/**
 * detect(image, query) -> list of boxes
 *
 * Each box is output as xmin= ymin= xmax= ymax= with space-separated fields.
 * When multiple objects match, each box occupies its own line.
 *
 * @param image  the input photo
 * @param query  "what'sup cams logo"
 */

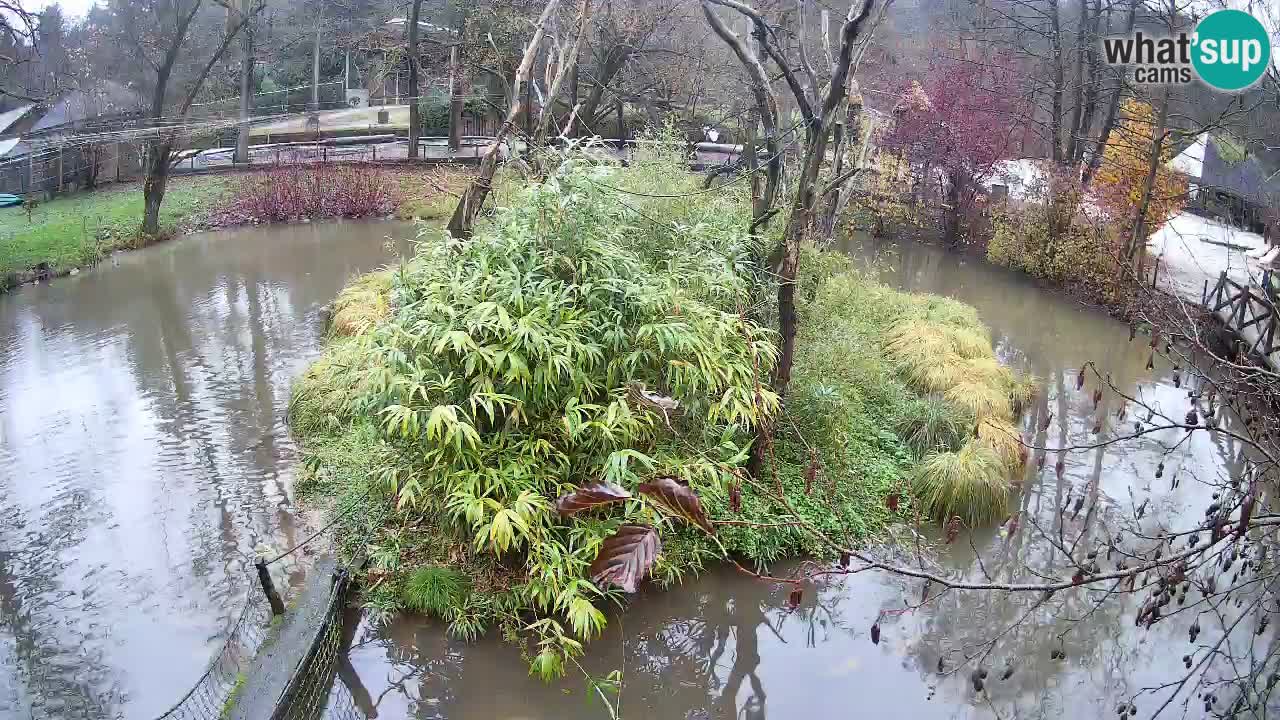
xmin=1103 ymin=9 xmax=1272 ymax=91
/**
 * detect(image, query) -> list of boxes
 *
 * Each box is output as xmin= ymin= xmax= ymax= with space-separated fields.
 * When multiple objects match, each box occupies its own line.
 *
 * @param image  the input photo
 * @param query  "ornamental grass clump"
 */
xmin=883 ymin=299 xmax=1032 ymax=526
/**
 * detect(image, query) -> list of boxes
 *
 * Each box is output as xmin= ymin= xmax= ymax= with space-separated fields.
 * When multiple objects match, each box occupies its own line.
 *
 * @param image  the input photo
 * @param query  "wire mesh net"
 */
xmin=152 ymin=589 xmax=272 ymax=720
xmin=273 ymin=572 xmax=367 ymax=720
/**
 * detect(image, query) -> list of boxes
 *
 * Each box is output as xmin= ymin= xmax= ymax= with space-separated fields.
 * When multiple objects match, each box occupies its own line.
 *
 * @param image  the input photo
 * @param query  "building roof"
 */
xmin=1198 ymin=135 xmax=1280 ymax=206
xmin=1168 ymin=134 xmax=1206 ymax=177
xmin=29 ymin=81 xmax=144 ymax=134
xmin=0 ymin=104 xmax=35 ymax=135
xmin=0 ymin=137 xmax=25 ymax=157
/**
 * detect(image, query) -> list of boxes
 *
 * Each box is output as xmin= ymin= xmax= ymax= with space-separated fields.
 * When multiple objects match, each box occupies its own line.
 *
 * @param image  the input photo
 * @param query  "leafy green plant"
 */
xmin=290 ymin=145 xmax=1027 ymax=677
xmin=343 ymin=156 xmax=777 ymax=671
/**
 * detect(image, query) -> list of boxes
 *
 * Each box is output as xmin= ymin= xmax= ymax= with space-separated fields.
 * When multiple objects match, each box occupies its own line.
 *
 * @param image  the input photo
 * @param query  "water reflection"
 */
xmin=0 ymin=220 xmax=412 ymax=718
xmin=343 ymin=236 xmax=1257 ymax=719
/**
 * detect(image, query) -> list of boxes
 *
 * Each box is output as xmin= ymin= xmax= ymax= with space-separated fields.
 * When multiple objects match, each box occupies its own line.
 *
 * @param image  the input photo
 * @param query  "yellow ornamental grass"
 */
xmin=912 ymin=443 xmax=1010 ymax=526
xmin=944 ymin=379 xmax=1012 ymax=421
xmin=330 ymin=270 xmax=393 ymax=338
xmin=976 ymin=419 xmax=1025 ymax=472
xmin=885 ymin=316 xmax=1033 ymax=526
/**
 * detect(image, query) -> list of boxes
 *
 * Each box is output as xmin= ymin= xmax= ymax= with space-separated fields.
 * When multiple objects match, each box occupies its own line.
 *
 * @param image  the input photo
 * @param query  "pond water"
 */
xmin=336 ymin=235 xmax=1262 ymax=719
xmin=0 ymin=223 xmax=1262 ymax=720
xmin=0 ymin=220 xmax=413 ymax=719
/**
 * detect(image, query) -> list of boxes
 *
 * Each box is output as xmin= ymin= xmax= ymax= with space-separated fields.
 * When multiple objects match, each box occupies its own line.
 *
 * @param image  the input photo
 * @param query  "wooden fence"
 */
xmin=1203 ymin=271 xmax=1279 ymax=366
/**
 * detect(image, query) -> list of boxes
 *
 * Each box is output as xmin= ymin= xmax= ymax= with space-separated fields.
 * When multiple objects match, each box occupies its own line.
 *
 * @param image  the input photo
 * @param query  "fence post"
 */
xmin=255 ymin=560 xmax=286 ymax=616
xmin=57 ymin=147 xmax=63 ymax=192
xmin=28 ymin=152 xmax=34 ymax=193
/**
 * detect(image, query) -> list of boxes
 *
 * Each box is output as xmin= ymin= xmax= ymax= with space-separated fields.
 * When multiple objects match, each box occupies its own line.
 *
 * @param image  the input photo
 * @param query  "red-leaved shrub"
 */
xmin=213 ymin=164 xmax=402 ymax=225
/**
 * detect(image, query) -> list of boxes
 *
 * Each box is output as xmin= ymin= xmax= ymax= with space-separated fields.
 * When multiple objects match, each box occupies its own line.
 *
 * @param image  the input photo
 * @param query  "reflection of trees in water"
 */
xmin=623 ymin=572 xmax=855 ymax=719
xmin=0 ymin=223 xmax=411 ymax=717
xmin=0 ymin=499 xmax=119 ymax=718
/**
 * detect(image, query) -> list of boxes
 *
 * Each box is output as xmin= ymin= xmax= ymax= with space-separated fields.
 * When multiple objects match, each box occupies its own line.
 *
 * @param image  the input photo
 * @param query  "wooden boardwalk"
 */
xmin=1203 ymin=271 xmax=1280 ymax=369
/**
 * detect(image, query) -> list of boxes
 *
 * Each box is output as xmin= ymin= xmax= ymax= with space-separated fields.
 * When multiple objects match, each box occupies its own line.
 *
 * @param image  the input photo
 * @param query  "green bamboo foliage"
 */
xmin=351 ymin=160 xmax=777 ymax=673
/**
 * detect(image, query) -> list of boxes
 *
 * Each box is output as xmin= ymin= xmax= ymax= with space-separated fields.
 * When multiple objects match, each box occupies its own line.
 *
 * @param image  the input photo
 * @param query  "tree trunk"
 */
xmin=943 ymin=176 xmax=962 ymax=245
xmin=142 ymin=140 xmax=172 ymax=236
xmin=1081 ymin=0 xmax=1137 ymax=187
xmin=1063 ymin=0 xmax=1086 ymax=166
xmin=407 ymin=0 xmax=422 ymax=159
xmin=1048 ymin=0 xmax=1064 ymax=164
xmin=447 ymin=0 xmax=561 ymax=239
xmin=235 ymin=0 xmax=253 ymax=164
xmin=577 ymin=48 xmax=630 ymax=133
xmin=535 ymin=0 xmax=592 ymax=145
xmin=311 ymin=6 xmax=323 ymax=111
xmin=448 ymin=40 xmax=462 ymax=151
xmin=771 ymin=0 xmax=876 ymax=396
xmin=1126 ymin=88 xmax=1170 ymax=263
xmin=568 ymin=64 xmax=579 ymax=138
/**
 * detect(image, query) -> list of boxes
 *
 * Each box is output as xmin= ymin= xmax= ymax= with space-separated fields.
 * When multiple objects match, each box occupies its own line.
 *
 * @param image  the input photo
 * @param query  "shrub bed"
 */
xmin=289 ymin=149 xmax=1028 ymax=676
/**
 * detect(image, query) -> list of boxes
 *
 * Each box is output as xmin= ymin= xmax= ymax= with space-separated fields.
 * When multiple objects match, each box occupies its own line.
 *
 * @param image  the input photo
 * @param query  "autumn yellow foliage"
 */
xmin=1092 ymin=99 xmax=1187 ymax=229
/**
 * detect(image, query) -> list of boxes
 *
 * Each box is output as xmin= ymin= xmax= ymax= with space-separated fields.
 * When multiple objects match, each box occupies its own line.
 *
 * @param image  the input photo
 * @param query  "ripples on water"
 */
xmin=335 ymin=236 xmax=1262 ymax=720
xmin=0 ymin=221 xmax=413 ymax=719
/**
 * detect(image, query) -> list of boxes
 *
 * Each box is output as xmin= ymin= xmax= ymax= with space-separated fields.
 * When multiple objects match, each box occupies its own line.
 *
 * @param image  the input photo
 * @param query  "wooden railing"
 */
xmin=1204 ymin=271 xmax=1279 ymax=359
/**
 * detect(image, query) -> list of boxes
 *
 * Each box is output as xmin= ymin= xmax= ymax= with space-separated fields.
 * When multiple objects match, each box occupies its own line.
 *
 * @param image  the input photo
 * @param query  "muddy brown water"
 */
xmin=338 ymin=236 xmax=1263 ymax=719
xmin=0 ymin=220 xmax=414 ymax=719
xmin=0 ymin=224 xmax=1263 ymax=719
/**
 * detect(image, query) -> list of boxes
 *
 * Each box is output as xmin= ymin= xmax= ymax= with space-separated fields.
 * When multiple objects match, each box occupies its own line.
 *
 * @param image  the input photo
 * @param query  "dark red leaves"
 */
xmin=787 ymin=587 xmax=803 ymax=609
xmin=1076 ymin=367 xmax=1086 ymax=390
xmin=839 ymin=551 xmax=851 ymax=568
xmin=588 ymin=524 xmax=660 ymax=593
xmin=639 ymin=476 xmax=715 ymax=535
xmin=1040 ymin=412 xmax=1053 ymax=432
xmin=556 ymin=481 xmax=632 ymax=517
xmin=1055 ymin=454 xmax=1066 ymax=480
xmin=1092 ymin=389 xmax=1103 ymax=409
xmin=805 ymin=450 xmax=819 ymax=494
xmin=887 ymin=493 xmax=901 ymax=513
xmin=870 ymin=619 xmax=882 ymax=644
xmin=1071 ymin=570 xmax=1085 ymax=586
xmin=729 ymin=482 xmax=742 ymax=513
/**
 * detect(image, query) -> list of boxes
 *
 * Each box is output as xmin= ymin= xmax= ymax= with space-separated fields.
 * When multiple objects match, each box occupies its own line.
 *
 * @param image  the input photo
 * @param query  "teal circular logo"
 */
xmin=1192 ymin=10 xmax=1271 ymax=91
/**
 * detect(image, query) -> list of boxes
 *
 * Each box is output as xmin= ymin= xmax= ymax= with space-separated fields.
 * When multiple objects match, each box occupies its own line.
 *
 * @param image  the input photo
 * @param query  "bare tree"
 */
xmin=113 ymin=0 xmax=262 ymax=235
xmin=446 ymin=0 xmax=561 ymax=239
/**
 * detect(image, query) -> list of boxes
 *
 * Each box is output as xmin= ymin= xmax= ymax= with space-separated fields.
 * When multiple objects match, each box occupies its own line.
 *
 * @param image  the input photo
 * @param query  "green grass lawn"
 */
xmin=0 ymin=175 xmax=230 ymax=286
